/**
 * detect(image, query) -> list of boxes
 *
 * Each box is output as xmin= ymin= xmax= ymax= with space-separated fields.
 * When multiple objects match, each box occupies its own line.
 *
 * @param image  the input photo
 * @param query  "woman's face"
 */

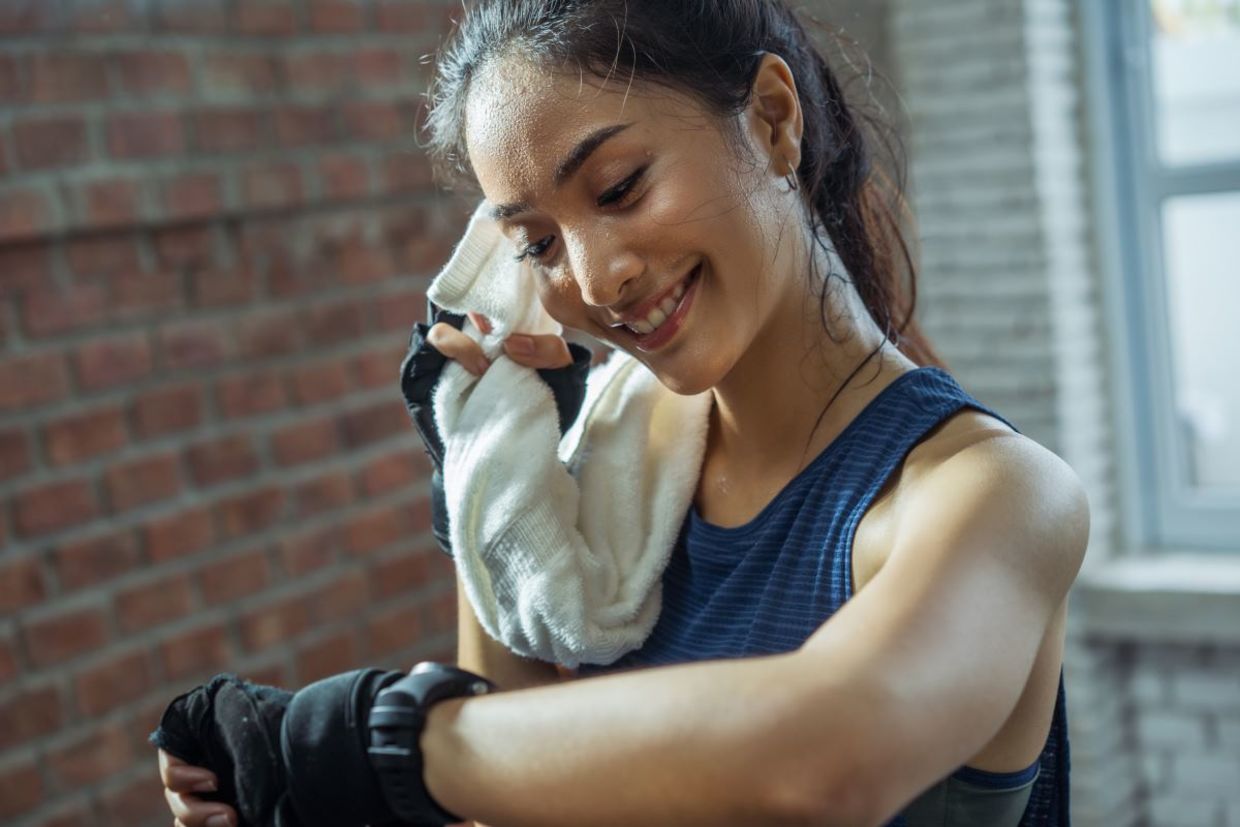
xmin=463 ymin=53 xmax=805 ymax=395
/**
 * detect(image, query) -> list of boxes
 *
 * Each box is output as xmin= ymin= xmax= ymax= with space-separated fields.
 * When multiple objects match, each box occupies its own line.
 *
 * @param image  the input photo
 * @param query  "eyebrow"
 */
xmin=489 ymin=122 xmax=634 ymax=221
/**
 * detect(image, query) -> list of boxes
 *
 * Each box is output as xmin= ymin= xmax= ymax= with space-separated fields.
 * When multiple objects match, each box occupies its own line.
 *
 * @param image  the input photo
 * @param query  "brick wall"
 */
xmin=0 ymin=3 xmax=469 ymax=826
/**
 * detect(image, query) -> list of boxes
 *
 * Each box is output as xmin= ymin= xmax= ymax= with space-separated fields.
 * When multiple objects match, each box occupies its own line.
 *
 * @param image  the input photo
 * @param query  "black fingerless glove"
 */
xmin=399 ymin=302 xmax=593 ymax=556
xmin=149 ymin=670 xmax=408 ymax=827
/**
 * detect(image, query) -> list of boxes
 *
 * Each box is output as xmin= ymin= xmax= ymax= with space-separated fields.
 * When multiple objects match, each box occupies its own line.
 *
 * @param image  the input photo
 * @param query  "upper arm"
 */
xmin=455 ymin=578 xmax=565 ymax=691
xmin=789 ymin=434 xmax=1089 ymax=824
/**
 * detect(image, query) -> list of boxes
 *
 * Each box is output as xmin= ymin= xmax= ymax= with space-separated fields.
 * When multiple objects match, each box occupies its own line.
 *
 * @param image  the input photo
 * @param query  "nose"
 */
xmin=565 ymin=230 xmax=644 ymax=308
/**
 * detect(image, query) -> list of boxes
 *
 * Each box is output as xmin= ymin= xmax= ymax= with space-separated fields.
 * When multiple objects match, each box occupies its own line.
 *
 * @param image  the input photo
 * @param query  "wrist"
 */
xmin=420 ymin=696 xmax=472 ymax=822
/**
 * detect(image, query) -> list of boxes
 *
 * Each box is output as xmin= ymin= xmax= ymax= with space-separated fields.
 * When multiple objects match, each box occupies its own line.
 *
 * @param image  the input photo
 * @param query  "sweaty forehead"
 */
xmin=463 ymin=54 xmax=644 ymax=198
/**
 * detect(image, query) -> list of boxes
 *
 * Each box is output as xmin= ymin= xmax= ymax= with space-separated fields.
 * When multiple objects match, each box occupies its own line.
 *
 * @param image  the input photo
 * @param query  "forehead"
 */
xmin=463 ymin=53 xmax=692 ymax=198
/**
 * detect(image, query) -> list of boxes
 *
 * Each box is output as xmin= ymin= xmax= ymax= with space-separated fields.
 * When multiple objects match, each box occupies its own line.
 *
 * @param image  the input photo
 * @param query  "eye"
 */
xmin=514 ymin=236 xmax=554 ymax=263
xmin=597 ymin=165 xmax=647 ymax=208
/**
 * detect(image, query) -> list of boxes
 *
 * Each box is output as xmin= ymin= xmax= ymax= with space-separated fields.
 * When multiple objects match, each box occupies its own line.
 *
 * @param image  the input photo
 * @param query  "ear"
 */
xmin=747 ymin=53 xmax=804 ymax=176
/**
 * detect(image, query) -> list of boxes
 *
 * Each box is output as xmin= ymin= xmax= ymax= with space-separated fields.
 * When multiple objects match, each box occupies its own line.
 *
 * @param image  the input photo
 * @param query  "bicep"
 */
xmin=792 ymin=435 xmax=1088 ymax=820
xmin=455 ymin=578 xmax=564 ymax=691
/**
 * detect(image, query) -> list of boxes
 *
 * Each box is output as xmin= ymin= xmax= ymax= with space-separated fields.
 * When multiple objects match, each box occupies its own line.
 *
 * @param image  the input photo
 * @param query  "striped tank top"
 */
xmin=577 ymin=366 xmax=1070 ymax=826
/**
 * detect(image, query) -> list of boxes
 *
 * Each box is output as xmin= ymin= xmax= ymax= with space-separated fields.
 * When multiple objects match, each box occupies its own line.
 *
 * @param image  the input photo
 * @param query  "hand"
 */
xmin=427 ymin=311 xmax=575 ymax=375
xmin=158 ymin=749 xmax=237 ymax=827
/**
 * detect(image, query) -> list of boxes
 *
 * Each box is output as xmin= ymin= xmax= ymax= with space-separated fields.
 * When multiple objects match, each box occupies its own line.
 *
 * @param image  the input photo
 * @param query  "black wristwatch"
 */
xmin=367 ymin=662 xmax=498 ymax=825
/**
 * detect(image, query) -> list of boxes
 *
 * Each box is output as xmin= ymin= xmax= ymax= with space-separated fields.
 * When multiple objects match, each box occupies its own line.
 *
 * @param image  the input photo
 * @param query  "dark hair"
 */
xmin=422 ymin=0 xmax=944 ymax=396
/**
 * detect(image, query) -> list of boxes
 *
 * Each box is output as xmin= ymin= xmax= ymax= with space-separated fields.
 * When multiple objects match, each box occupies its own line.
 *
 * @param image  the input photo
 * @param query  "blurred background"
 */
xmin=0 ymin=1 xmax=1236 ymax=825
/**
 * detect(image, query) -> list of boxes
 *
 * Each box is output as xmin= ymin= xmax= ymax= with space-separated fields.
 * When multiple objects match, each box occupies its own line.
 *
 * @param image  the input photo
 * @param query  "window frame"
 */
xmin=1081 ymin=0 xmax=1240 ymax=550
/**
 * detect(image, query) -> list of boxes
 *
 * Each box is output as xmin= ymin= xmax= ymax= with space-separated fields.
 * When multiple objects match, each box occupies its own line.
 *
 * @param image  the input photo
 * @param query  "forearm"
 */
xmin=421 ymin=651 xmax=821 ymax=827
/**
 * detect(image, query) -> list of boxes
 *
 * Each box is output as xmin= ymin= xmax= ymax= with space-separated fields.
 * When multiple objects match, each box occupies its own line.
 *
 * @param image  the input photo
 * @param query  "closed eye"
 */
xmin=513 ymin=165 xmax=650 ymax=264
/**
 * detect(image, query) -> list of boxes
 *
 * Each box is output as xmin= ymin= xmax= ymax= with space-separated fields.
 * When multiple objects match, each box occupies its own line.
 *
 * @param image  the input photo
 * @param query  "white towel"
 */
xmin=427 ymin=202 xmax=713 ymax=668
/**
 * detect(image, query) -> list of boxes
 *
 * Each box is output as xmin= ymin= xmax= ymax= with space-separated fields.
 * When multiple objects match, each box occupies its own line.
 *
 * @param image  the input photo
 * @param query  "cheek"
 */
xmin=535 ymin=276 xmax=588 ymax=329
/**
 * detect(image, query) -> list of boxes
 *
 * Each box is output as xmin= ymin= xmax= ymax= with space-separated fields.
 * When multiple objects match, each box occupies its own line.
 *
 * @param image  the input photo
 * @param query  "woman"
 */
xmin=158 ymin=1 xmax=1088 ymax=825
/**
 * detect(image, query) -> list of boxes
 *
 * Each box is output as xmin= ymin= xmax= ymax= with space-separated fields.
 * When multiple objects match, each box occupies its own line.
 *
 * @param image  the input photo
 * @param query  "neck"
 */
xmin=707 ymin=236 xmax=915 ymax=475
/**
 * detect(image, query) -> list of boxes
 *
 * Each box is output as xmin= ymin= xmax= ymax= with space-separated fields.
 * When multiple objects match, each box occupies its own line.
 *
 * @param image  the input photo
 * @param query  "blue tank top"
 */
xmin=577 ymin=366 xmax=1070 ymax=826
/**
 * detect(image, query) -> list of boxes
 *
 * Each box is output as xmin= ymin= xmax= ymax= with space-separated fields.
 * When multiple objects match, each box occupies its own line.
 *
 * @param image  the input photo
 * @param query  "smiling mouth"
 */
xmin=609 ymin=264 xmax=701 ymax=337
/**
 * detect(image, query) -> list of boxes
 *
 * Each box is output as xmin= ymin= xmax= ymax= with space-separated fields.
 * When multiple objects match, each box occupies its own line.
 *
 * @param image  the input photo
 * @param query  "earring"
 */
xmin=784 ymin=171 xmax=799 ymax=192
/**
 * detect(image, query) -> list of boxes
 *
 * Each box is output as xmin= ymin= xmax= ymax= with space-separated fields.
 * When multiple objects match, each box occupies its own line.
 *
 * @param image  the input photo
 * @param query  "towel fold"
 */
xmin=426 ymin=202 xmax=713 ymax=667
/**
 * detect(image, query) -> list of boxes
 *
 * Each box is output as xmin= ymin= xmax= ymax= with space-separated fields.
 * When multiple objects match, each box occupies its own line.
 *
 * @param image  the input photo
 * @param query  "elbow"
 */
xmin=763 ymin=751 xmax=883 ymax=827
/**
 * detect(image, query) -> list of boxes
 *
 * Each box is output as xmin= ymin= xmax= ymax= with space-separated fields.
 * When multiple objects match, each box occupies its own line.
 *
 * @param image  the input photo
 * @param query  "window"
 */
xmin=1084 ymin=0 xmax=1240 ymax=549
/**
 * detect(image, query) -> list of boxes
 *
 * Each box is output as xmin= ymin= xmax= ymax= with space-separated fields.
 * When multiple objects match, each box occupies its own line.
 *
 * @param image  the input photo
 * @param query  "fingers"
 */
xmin=164 ymin=787 xmax=236 ymax=827
xmin=502 ymin=334 xmax=574 ymax=369
xmin=427 ymin=322 xmax=490 ymax=376
xmin=159 ymin=750 xmax=217 ymax=794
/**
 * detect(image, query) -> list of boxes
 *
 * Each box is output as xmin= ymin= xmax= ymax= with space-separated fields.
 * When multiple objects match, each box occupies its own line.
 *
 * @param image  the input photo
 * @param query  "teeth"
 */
xmin=625 ymin=268 xmax=696 ymax=337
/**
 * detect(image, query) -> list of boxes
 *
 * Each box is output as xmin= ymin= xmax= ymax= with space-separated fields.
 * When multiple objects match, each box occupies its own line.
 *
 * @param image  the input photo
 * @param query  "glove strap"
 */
xmin=367 ymin=662 xmax=498 ymax=825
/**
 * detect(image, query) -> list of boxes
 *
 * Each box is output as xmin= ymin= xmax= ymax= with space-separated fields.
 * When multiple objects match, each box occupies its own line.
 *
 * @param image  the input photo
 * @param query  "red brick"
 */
xmin=307 ymin=0 xmax=365 ymax=32
xmin=104 ymin=452 xmax=182 ymax=512
xmin=13 ymin=478 xmax=99 ymax=538
xmin=285 ymin=52 xmax=352 ymax=94
xmin=130 ymin=383 xmax=203 ymax=438
xmin=23 ymin=604 xmax=110 ymax=667
xmin=235 ymin=0 xmax=298 ymax=35
xmin=0 ymin=2 xmax=55 ymax=35
xmin=318 ymin=153 xmax=371 ymax=200
xmin=0 ymin=555 xmax=46 ymax=612
xmin=158 ymin=318 xmax=230 ymax=370
xmin=13 ymin=115 xmax=89 ymax=170
xmin=358 ymin=450 xmax=421 ymax=497
xmin=370 ymin=547 xmax=434 ymax=600
xmin=275 ymin=105 xmax=336 ymax=148
xmin=340 ymin=400 xmax=407 ymax=448
xmin=107 ymin=111 xmax=186 ymax=159
xmin=342 ymin=100 xmax=407 ymax=141
xmin=300 ymin=298 xmax=365 ymax=345
xmin=198 ymin=547 xmax=271 ymax=605
xmin=271 ymin=417 xmax=339 ymax=466
xmin=51 ymin=529 xmax=141 ymax=591
xmin=0 ymin=429 xmax=31 ymax=481
xmin=289 ymin=360 xmax=351 ymax=406
xmin=159 ymin=621 xmax=231 ymax=681
xmin=216 ymin=371 xmax=287 ymax=418
xmin=201 ymin=51 xmax=280 ymax=94
xmin=113 ymin=50 xmax=192 ymax=95
xmin=190 ymin=264 xmax=256 ymax=307
xmin=0 ymin=351 xmax=70 ymax=412
xmin=423 ymin=587 xmax=456 ymax=635
xmin=242 ymin=163 xmax=303 ymax=211
xmin=74 ymin=176 xmax=145 ymax=229
xmin=294 ymin=470 xmax=355 ymax=516
xmin=278 ymin=526 xmax=339 ymax=576
xmin=96 ymin=771 xmax=166 ymax=827
xmin=75 ymin=660 xmax=150 ymax=725
xmin=235 ymin=309 xmax=302 ymax=360
xmin=353 ymin=342 xmax=408 ymax=390
xmin=153 ymin=0 xmax=229 ymax=33
xmin=65 ymin=234 xmax=141 ymax=277
xmin=0 ymin=684 xmax=63 ymax=750
xmin=46 ymin=721 xmax=133 ymax=786
xmin=216 ymin=487 xmax=285 ymax=540
xmin=68 ymin=0 xmax=138 ymax=32
xmin=0 ymin=242 xmax=52 ymax=297
xmin=0 ymin=757 xmax=43 ymax=820
xmin=193 ymin=107 xmax=269 ymax=153
xmin=335 ymin=238 xmax=395 ymax=284
xmin=143 ymin=506 xmax=215 ymax=562
xmin=239 ymin=593 xmax=312 ymax=651
xmin=310 ymin=567 xmax=369 ymax=622
xmin=21 ymin=282 xmax=109 ymax=337
xmin=27 ymin=54 xmax=108 ymax=102
xmin=163 ymin=171 xmax=225 ymax=221
xmin=109 ymin=270 xmax=183 ymax=321
xmin=372 ymin=288 xmax=424 ymax=332
xmin=73 ymin=332 xmax=153 ymax=391
xmin=0 ymin=54 xmax=17 ymax=100
xmin=0 ymin=634 xmax=17 ymax=682
xmin=381 ymin=151 xmax=434 ymax=194
xmin=354 ymin=48 xmax=404 ymax=85
xmin=364 ymin=603 xmax=423 ymax=660
xmin=115 ymin=573 xmax=194 ymax=631
xmin=153 ymin=225 xmax=214 ymax=267
xmin=295 ymin=629 xmax=360 ymax=685
xmin=0 ymin=185 xmax=55 ymax=242
xmin=373 ymin=0 xmax=435 ymax=31
xmin=43 ymin=405 xmax=126 ymax=466
xmin=344 ymin=503 xmax=414 ymax=556
xmin=185 ymin=434 xmax=259 ymax=486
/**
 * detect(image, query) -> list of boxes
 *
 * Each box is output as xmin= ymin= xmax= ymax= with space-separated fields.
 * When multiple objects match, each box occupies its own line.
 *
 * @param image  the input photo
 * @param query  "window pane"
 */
xmin=1162 ymin=192 xmax=1240 ymax=489
xmin=1149 ymin=0 xmax=1240 ymax=166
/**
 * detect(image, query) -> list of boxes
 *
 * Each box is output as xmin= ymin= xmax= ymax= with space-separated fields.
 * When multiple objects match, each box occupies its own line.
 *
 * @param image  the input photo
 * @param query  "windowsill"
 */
xmin=1072 ymin=552 xmax=1240 ymax=645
